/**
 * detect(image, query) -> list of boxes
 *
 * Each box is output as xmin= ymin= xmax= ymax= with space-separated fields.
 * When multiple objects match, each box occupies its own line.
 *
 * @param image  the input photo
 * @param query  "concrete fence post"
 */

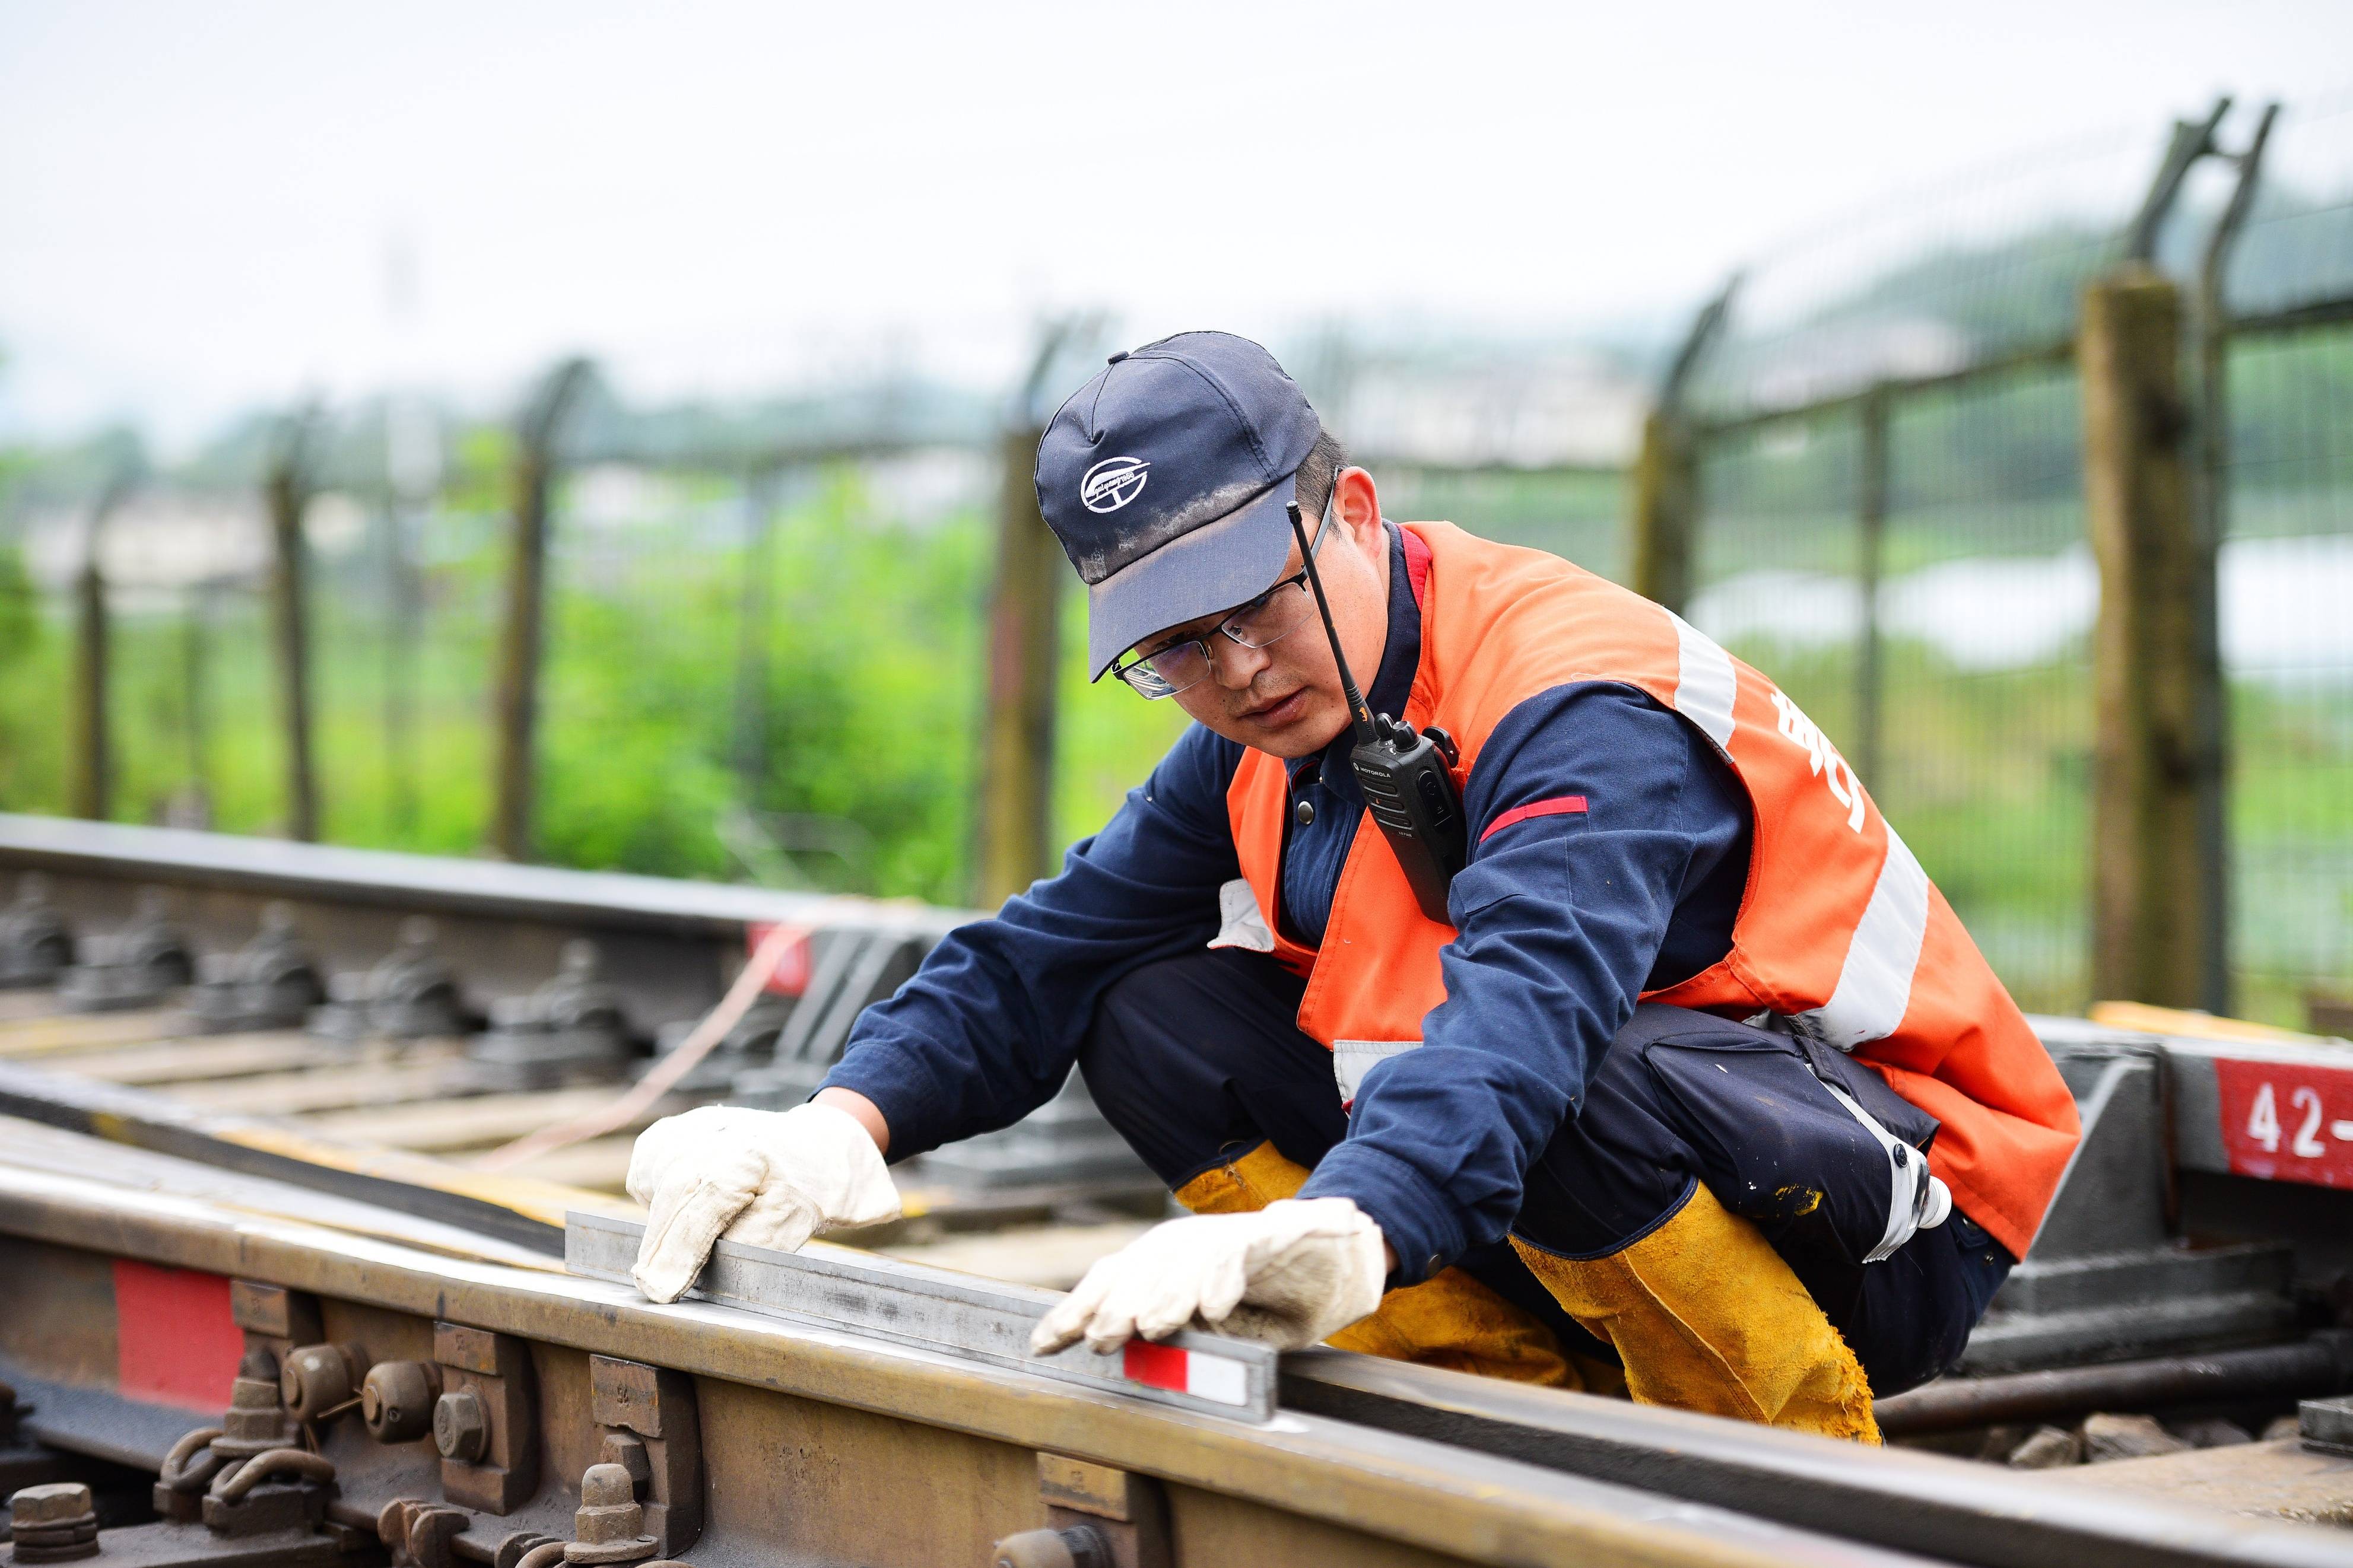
xmin=490 ymin=358 xmax=591 ymax=863
xmin=67 ymin=473 xmax=134 ymax=822
xmin=2082 ymin=265 xmax=2219 ymax=1006
xmin=1629 ymin=274 xmax=1737 ymax=616
xmin=265 ymin=411 xmax=319 ymax=842
xmin=974 ymin=423 xmax=1060 ymax=907
xmin=1629 ymin=410 xmax=1698 ymax=615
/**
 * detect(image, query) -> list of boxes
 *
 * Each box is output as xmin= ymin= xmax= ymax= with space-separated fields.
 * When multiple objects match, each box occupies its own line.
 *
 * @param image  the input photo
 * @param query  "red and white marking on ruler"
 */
xmin=2214 ymin=1055 xmax=2353 ymax=1189
xmin=1120 ymin=1340 xmax=1251 ymax=1407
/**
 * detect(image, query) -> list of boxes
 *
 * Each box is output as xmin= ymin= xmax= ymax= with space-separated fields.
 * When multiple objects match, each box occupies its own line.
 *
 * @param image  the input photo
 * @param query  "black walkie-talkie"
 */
xmin=1287 ymin=503 xmax=1468 ymax=924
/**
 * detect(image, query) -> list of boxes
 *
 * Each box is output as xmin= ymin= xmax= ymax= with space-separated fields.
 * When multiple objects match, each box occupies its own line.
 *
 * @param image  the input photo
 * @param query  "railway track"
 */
xmin=1 ymin=813 xmax=2351 ymax=1564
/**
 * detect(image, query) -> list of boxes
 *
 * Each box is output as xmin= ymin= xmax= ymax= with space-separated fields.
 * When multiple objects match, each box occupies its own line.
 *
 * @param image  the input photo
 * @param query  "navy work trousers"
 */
xmin=1075 ymin=947 xmax=2012 ymax=1398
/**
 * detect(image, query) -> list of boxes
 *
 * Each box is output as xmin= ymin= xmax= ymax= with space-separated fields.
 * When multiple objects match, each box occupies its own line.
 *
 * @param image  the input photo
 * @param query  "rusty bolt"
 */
xmin=432 ymin=1388 xmax=488 ymax=1464
xmin=12 ymin=1484 xmax=94 ymax=1528
xmin=361 ymin=1361 xmax=440 ymax=1445
xmin=572 ymin=1465 xmax=641 ymax=1543
xmin=217 ymin=1367 xmax=293 ymax=1456
xmin=562 ymin=1464 xmax=655 ymax=1564
xmin=280 ymin=1344 xmax=356 ymax=1424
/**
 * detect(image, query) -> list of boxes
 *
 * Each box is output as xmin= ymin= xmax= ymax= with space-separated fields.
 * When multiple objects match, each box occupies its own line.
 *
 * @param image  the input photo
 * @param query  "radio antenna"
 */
xmin=1287 ymin=502 xmax=1378 ymax=744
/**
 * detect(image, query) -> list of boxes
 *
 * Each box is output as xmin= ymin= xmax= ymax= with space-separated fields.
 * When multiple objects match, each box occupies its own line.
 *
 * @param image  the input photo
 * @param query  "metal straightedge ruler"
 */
xmin=564 ymin=1211 xmax=1278 ymax=1421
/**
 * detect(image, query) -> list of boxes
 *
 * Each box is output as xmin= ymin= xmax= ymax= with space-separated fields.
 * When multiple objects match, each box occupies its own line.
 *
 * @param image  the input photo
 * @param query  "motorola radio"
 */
xmin=1287 ymin=503 xmax=1468 ymax=923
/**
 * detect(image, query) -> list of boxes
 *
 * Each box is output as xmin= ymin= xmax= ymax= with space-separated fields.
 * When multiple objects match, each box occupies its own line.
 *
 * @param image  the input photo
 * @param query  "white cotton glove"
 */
xmin=626 ymin=1101 xmax=900 ymax=1303
xmin=1821 ymin=1082 xmax=1952 ymax=1263
xmin=1029 ymin=1197 xmax=1386 ymax=1356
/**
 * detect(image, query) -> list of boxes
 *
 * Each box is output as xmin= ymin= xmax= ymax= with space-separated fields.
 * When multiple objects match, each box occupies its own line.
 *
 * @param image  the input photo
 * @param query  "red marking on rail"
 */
xmin=745 ymin=923 xmax=812 ymax=996
xmin=2215 ymin=1057 xmax=2353 ymax=1189
xmin=1122 ymin=1340 xmax=1189 ymax=1392
xmin=1479 ymin=796 xmax=1589 ymax=843
xmin=113 ymin=1260 xmax=242 ymax=1411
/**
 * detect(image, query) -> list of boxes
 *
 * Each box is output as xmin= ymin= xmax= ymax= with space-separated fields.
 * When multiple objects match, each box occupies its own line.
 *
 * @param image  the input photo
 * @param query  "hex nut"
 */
xmin=362 ymin=1361 xmax=442 ymax=1444
xmin=563 ymin=1464 xmax=656 ymax=1563
xmin=571 ymin=1464 xmax=643 ymax=1542
xmin=433 ymin=1387 xmax=490 ymax=1464
xmin=11 ymin=1484 xmax=94 ymax=1527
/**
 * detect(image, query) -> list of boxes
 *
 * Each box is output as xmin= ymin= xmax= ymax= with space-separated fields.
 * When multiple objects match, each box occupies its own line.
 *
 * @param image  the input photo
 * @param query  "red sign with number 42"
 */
xmin=2214 ymin=1057 xmax=2353 ymax=1188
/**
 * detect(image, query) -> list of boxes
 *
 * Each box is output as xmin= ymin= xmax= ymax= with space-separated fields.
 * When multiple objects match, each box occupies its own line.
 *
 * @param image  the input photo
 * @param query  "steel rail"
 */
xmin=1278 ymin=1350 xmax=2347 ymax=1568
xmin=0 ymin=1121 xmax=1927 ymax=1568
xmin=567 ymin=1214 xmax=2350 ymax=1568
xmin=0 ymin=814 xmax=963 ymax=942
xmin=0 ymin=1057 xmax=603 ymax=1248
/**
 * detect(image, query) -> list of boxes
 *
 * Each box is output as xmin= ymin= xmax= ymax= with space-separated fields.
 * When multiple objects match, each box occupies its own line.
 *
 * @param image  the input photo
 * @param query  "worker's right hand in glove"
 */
xmin=626 ymin=1100 xmax=900 ymax=1303
xmin=1029 ymin=1197 xmax=1386 ymax=1356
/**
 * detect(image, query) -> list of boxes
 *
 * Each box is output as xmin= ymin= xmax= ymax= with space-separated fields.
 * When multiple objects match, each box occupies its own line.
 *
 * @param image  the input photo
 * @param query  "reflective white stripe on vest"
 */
xmin=1332 ymin=1038 xmax=1422 ymax=1105
xmin=1667 ymin=612 xmax=1739 ymax=752
xmin=1802 ymin=825 xmax=1932 ymax=1050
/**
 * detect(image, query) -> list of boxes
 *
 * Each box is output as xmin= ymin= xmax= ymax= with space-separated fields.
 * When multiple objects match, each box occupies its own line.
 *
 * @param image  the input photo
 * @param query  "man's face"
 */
xmin=1136 ymin=468 xmax=1392 ymax=761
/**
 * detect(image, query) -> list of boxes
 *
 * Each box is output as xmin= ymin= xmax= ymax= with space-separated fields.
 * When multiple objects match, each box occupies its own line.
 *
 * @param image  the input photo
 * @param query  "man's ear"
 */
xmin=1336 ymin=466 xmax=1382 ymax=548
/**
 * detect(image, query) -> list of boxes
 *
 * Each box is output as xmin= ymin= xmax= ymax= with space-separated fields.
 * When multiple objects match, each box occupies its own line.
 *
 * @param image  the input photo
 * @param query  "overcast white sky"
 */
xmin=3 ymin=1 xmax=2349 ymax=449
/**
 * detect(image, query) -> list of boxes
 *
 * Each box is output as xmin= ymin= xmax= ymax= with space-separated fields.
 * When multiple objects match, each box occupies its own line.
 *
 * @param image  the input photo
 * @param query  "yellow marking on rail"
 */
xmin=215 ymin=1118 xmax=640 ymax=1231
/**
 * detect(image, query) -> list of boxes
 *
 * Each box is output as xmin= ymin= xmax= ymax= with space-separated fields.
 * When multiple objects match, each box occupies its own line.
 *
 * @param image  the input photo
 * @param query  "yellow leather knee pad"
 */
xmin=1174 ymin=1142 xmax=1577 ymax=1389
xmin=1509 ymin=1182 xmax=1879 ymax=1442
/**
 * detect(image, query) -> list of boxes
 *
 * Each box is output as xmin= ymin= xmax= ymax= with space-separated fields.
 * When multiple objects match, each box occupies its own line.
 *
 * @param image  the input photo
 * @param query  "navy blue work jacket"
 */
xmin=824 ymin=525 xmax=1753 ymax=1284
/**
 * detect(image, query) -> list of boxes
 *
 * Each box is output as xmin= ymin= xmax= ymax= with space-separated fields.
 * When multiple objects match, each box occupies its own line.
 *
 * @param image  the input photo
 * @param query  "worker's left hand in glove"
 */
xmin=1029 ymin=1197 xmax=1387 ymax=1356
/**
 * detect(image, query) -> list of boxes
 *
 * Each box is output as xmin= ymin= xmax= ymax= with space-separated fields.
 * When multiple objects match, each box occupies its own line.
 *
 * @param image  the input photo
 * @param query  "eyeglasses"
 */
xmin=1109 ymin=503 xmax=1334 ymax=699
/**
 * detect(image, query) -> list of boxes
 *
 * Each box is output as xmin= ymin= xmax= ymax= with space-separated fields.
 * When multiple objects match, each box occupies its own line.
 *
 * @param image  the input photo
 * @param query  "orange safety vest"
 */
xmin=1224 ymin=521 xmax=2080 ymax=1261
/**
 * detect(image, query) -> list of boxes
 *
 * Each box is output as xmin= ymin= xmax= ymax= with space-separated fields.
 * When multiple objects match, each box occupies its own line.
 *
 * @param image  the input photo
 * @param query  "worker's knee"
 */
xmin=1077 ymin=953 xmax=1254 ymax=1137
xmin=1076 ymin=949 xmax=1342 ymax=1188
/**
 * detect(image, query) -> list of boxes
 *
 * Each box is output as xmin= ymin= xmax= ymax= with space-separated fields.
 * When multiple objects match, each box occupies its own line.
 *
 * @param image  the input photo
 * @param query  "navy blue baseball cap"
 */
xmin=1034 ymin=331 xmax=1322 ymax=679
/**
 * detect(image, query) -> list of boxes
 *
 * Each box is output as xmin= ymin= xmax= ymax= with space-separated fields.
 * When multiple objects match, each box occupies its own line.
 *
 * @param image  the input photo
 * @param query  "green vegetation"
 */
xmin=0 ymin=465 xmax=1187 ymax=909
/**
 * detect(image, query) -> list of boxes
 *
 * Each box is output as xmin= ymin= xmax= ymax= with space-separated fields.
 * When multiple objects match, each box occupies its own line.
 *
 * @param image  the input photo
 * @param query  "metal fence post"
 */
xmin=2082 ymin=265 xmax=2212 ymax=1006
xmin=2185 ymin=103 xmax=2279 ymax=1016
xmin=1630 ymin=276 xmax=1738 ymax=614
xmin=974 ymin=419 xmax=1060 ymax=907
xmin=265 ymin=408 xmax=320 ymax=842
xmin=490 ymin=358 xmax=591 ymax=862
xmin=1855 ymin=384 xmax=1890 ymax=788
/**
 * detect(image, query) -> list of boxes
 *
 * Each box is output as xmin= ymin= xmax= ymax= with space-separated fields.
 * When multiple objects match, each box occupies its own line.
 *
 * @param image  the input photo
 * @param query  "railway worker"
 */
xmin=627 ymin=332 xmax=2082 ymax=1440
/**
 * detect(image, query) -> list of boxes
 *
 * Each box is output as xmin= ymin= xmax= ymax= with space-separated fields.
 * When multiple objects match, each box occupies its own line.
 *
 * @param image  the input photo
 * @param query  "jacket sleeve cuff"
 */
xmin=816 ymin=1039 xmax=951 ymax=1163
xmin=1297 ymin=1140 xmax=1468 ymax=1288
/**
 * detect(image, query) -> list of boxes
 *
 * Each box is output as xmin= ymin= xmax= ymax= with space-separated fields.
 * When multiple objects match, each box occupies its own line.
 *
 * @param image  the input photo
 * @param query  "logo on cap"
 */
xmin=1080 ymin=455 xmax=1150 ymax=514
